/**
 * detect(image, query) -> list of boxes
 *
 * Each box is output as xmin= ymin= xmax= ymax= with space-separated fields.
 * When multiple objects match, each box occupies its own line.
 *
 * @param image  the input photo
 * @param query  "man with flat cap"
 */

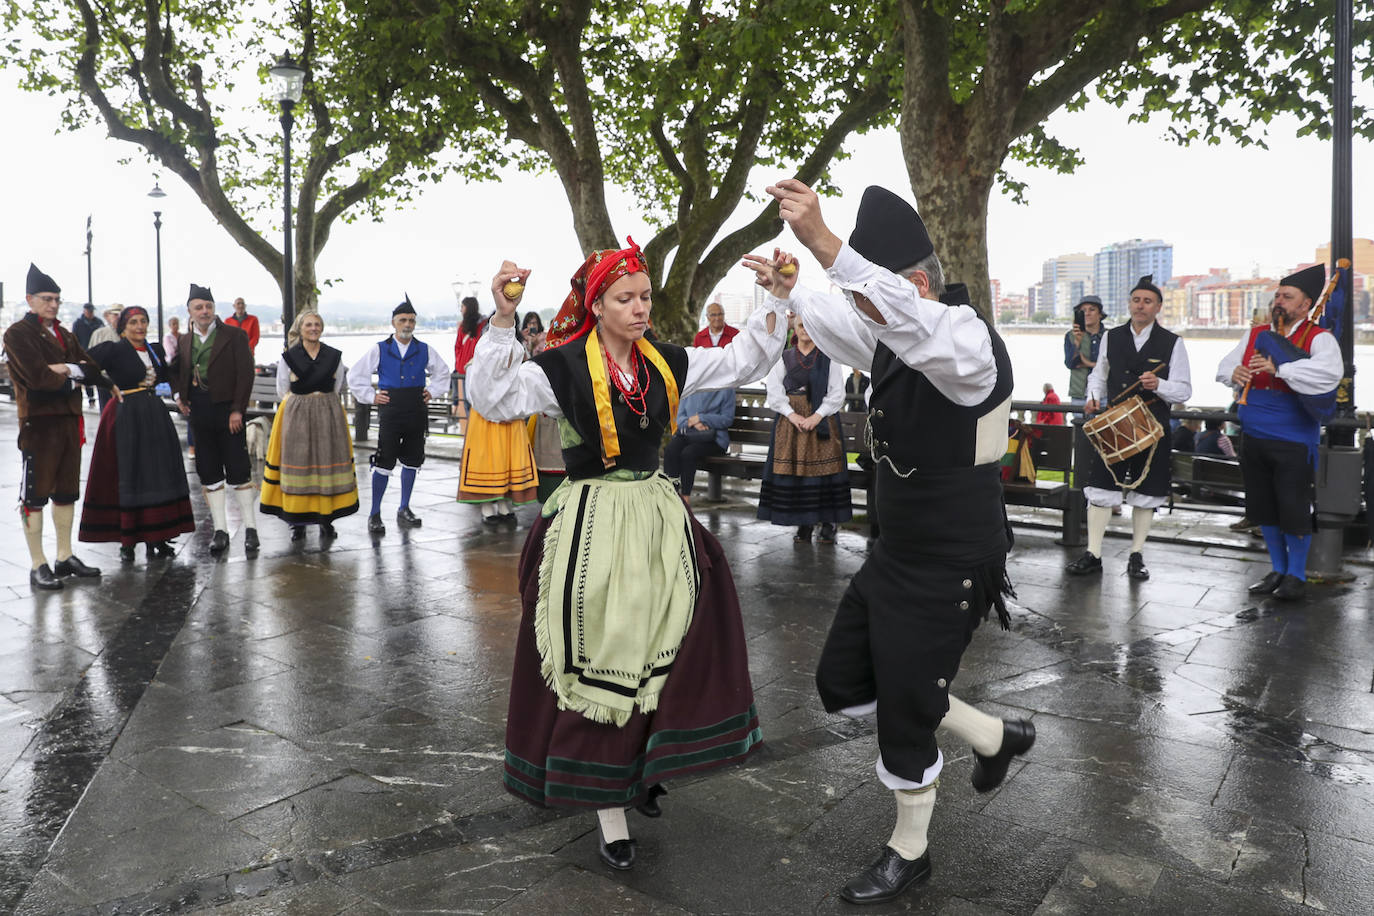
xmin=4 ymin=265 xmax=111 ymax=589
xmin=170 ymin=284 xmax=259 ymax=554
xmin=1064 ymin=294 xmax=1105 ymax=405
xmin=1067 ymin=275 xmax=1191 ymax=581
xmin=746 ymin=182 xmax=1034 ymax=904
xmin=1217 ymin=264 xmax=1341 ymax=600
xmin=348 ymin=296 xmax=451 ymax=535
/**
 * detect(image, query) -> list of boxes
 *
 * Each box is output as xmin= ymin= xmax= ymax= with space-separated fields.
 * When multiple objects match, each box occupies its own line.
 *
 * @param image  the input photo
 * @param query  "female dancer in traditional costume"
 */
xmin=79 ymin=306 xmax=195 ymax=561
xmin=259 ymin=310 xmax=359 ymax=539
xmin=468 ymin=240 xmax=785 ymax=870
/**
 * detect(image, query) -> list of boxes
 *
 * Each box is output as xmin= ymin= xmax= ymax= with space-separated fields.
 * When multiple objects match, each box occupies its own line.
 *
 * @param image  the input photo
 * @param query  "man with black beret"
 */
xmin=1068 ymin=275 xmax=1191 ymax=581
xmin=1216 ymin=264 xmax=1341 ymax=600
xmin=747 ymin=182 xmax=1034 ymax=904
xmin=170 ymin=284 xmax=259 ymax=555
xmin=3 ymin=265 xmax=112 ymax=590
xmin=347 ymin=297 xmax=451 ymax=535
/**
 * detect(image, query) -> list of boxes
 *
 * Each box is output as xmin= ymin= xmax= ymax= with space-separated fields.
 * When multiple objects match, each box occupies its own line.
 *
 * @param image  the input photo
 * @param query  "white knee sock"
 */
xmin=1131 ymin=507 xmax=1153 ymax=552
xmin=1086 ymin=503 xmax=1112 ymax=557
xmin=23 ymin=510 xmax=46 ymax=570
xmin=234 ymin=485 xmax=259 ymax=530
xmin=205 ymin=485 xmax=228 ymax=531
xmin=596 ymin=807 xmax=629 ymax=843
xmin=888 ymin=784 xmax=936 ymax=861
xmin=480 ymin=502 xmax=497 ymax=518
xmin=499 ymin=497 xmax=514 ymax=515
xmin=938 ymin=695 xmax=1004 ymax=756
xmin=52 ymin=502 xmax=75 ymax=562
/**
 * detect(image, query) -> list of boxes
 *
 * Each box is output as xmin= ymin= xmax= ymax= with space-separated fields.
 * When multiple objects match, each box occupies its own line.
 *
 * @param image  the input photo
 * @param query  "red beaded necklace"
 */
xmin=605 ymin=345 xmax=651 ymax=427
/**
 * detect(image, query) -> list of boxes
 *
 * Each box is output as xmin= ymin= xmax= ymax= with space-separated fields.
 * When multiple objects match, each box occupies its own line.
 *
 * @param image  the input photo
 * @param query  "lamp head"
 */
xmin=269 ymin=54 xmax=306 ymax=104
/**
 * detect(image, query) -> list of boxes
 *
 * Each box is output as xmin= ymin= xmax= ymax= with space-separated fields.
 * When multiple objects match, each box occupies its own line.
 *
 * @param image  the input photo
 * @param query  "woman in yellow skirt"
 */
xmin=457 ymin=406 xmax=539 ymax=525
xmin=260 ymin=310 xmax=360 ymax=539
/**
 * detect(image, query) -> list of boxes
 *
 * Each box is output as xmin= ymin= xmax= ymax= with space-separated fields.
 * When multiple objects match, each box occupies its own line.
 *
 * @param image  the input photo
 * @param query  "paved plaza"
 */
xmin=0 ymin=403 xmax=1370 ymax=914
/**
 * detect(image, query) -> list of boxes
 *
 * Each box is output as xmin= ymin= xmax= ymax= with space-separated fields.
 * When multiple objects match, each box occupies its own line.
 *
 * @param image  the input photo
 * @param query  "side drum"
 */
xmin=1082 ymin=395 xmax=1163 ymax=465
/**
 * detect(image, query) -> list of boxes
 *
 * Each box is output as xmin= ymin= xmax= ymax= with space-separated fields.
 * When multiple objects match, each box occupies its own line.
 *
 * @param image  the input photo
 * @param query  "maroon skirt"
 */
xmin=79 ymin=393 xmax=196 ymax=547
xmin=503 ymin=508 xmax=761 ymax=809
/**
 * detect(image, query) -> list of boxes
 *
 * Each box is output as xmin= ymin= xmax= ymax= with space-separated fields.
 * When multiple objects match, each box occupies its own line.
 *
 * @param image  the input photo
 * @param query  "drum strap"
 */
xmin=1100 ymin=439 xmax=1159 ymax=491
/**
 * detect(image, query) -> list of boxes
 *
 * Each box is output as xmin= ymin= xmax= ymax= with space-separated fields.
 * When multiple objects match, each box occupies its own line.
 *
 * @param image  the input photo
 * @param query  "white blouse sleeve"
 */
xmin=347 ymin=345 xmax=380 ymax=405
xmin=681 ymin=296 xmax=788 ymax=396
xmin=817 ymin=359 xmax=846 ymax=417
xmin=275 ymin=356 xmax=291 ymax=399
xmin=786 ymin=285 xmax=881 ymax=373
xmin=335 ymin=361 xmax=350 ymax=395
xmin=467 ymin=324 xmax=561 ymax=421
xmin=1216 ymin=335 xmax=1248 ymax=389
xmin=763 ymin=361 xmax=792 ymax=417
xmin=425 ymin=346 xmax=452 ymax=401
xmin=1154 ymin=338 xmax=1192 ymax=405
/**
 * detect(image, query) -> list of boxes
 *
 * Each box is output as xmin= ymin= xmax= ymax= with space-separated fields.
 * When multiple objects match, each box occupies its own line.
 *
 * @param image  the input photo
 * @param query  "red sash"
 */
xmin=1240 ymin=320 xmax=1326 ymax=394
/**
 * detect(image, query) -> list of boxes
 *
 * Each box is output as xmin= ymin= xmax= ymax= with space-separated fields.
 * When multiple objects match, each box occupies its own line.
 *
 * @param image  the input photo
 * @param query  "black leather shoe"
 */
xmin=210 ymin=530 xmax=230 ymax=554
xmin=396 ymin=507 xmax=422 ymax=528
xmin=498 ymin=511 xmax=517 ymax=526
xmin=320 ymin=522 xmax=337 ymax=540
xmin=839 ymin=847 xmax=931 ymax=904
xmin=1247 ymin=570 xmax=1284 ymax=595
xmin=794 ymin=525 xmax=813 ymax=542
xmin=244 ymin=528 xmax=260 ymax=552
xmin=635 ymin=784 xmax=667 ymax=818
xmin=819 ymin=523 xmax=836 ymax=544
xmin=30 ymin=564 xmax=63 ymax=591
xmin=368 ymin=514 xmax=386 ymax=536
xmin=1273 ymin=574 xmax=1306 ymax=601
xmin=54 ymin=556 xmax=101 ymax=578
xmin=597 ymin=834 xmax=636 ymax=870
xmin=290 ymin=525 xmax=307 ymax=541
xmin=151 ymin=540 xmax=177 ymax=558
xmin=482 ymin=514 xmax=502 ymax=527
xmin=1065 ymin=551 xmax=1102 ymax=575
xmin=1127 ymin=551 xmax=1149 ymax=580
xmin=971 ymin=718 xmax=1036 ymax=792
xmin=121 ymin=546 xmax=136 ymax=564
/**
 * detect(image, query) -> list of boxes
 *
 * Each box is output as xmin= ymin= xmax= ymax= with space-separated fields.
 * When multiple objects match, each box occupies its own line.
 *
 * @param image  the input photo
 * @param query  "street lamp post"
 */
xmin=84 ymin=215 xmax=93 ymax=309
xmin=269 ymin=54 xmax=306 ymax=341
xmin=148 ymin=181 xmax=167 ymax=341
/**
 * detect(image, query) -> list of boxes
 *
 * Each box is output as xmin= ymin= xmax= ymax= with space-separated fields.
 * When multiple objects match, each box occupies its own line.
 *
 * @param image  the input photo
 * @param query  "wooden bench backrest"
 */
xmin=1020 ymin=422 xmax=1075 ymax=473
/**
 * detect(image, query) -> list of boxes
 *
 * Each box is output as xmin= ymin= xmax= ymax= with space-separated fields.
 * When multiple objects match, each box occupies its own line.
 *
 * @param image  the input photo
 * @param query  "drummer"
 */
xmin=1066 ymin=275 xmax=1191 ymax=580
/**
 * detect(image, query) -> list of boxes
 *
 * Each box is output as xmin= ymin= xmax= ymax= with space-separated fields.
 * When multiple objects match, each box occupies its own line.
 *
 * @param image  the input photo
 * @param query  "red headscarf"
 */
xmin=545 ymin=237 xmax=646 ymax=349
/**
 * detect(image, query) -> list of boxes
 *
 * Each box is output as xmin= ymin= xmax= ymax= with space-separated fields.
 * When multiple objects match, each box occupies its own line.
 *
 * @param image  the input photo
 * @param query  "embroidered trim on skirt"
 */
xmin=79 ymin=392 xmax=196 ymax=546
xmin=458 ymin=409 xmax=538 ymax=504
xmin=260 ymin=391 xmax=360 ymax=524
xmin=757 ymin=394 xmax=853 ymax=526
xmin=504 ymin=484 xmax=761 ymax=809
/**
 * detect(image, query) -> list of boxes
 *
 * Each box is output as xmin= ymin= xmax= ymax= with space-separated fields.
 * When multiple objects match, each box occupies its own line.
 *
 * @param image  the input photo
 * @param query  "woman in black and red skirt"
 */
xmin=79 ymin=307 xmax=195 ymax=561
xmin=468 ymin=242 xmax=786 ymax=871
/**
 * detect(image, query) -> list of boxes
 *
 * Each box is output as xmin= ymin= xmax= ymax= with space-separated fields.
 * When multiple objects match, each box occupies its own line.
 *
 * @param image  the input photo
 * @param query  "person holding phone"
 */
xmin=1063 ymin=295 xmax=1105 ymax=405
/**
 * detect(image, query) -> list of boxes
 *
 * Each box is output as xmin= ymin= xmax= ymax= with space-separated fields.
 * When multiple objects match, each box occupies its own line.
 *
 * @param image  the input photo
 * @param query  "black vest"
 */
xmin=533 ymin=335 xmax=689 ymax=480
xmin=282 ymin=343 xmax=343 ymax=395
xmin=1104 ymin=323 xmax=1177 ymax=427
xmin=867 ymin=320 xmax=1014 ymax=470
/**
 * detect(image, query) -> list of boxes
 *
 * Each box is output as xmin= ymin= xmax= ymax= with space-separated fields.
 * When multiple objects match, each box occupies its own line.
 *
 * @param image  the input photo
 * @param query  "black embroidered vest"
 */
xmin=282 ymin=344 xmax=343 ymax=395
xmin=1104 ymin=322 xmax=1176 ymax=427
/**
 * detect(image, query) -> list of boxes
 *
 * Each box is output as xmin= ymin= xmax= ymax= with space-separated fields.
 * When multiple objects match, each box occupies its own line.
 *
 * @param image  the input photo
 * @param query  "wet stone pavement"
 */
xmin=0 ymin=404 xmax=1370 ymax=914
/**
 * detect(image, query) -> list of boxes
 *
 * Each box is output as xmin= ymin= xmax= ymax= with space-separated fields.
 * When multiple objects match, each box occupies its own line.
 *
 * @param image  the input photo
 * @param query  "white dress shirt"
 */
xmin=1085 ymin=322 xmax=1192 ymax=406
xmin=783 ymin=244 xmax=996 ymax=408
xmin=347 ymin=336 xmax=452 ymax=405
xmin=467 ymin=299 xmax=788 ymax=423
xmin=1214 ymin=321 xmax=1343 ymax=395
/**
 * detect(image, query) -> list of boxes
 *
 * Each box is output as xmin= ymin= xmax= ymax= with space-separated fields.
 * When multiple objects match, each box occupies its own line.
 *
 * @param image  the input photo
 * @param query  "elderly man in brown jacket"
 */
xmin=3 ymin=264 xmax=112 ymax=590
xmin=171 ymin=283 xmax=258 ymax=555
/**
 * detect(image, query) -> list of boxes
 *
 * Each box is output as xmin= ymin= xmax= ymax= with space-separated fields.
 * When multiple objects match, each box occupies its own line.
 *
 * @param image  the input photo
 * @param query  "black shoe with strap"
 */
xmin=1065 ymin=551 xmax=1102 ymax=575
xmin=1273 ymin=574 xmax=1306 ymax=601
xmin=971 ymin=719 xmax=1036 ymax=792
xmin=396 ymin=507 xmax=422 ymax=528
xmin=368 ymin=514 xmax=386 ymax=536
xmin=1247 ymin=570 xmax=1284 ymax=595
xmin=54 ymin=556 xmax=101 ymax=578
xmin=635 ymin=784 xmax=667 ymax=818
xmin=210 ymin=530 xmax=230 ymax=554
xmin=840 ymin=847 xmax=932 ymax=904
xmin=597 ymin=832 xmax=636 ymax=870
xmin=291 ymin=525 xmax=307 ymax=541
xmin=1127 ymin=551 xmax=1149 ymax=580
xmin=244 ymin=528 xmax=260 ymax=553
xmin=320 ymin=522 xmax=337 ymax=540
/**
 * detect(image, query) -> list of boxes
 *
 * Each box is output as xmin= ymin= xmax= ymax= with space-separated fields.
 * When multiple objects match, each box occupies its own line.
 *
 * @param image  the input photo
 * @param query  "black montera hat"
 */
xmin=1280 ymin=264 xmax=1325 ymax=303
xmin=392 ymin=294 xmax=416 ymax=317
xmin=848 ymin=186 xmax=934 ymax=274
xmin=187 ymin=283 xmax=214 ymax=304
xmin=26 ymin=264 xmax=60 ymax=296
xmin=1130 ymin=275 xmax=1162 ymax=302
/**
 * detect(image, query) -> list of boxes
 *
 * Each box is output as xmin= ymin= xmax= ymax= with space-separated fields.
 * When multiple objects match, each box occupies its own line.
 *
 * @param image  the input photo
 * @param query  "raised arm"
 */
xmin=467 ymin=261 xmax=560 ymax=422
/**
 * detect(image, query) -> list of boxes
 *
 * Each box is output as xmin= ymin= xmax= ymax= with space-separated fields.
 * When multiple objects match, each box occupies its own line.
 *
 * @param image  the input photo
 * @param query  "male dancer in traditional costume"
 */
xmin=3 ymin=265 xmax=110 ymax=589
xmin=1217 ymin=264 xmax=1341 ymax=600
xmin=1066 ymin=275 xmax=1191 ymax=580
xmin=347 ymin=297 xmax=451 ymax=535
xmin=749 ymin=183 xmax=1034 ymax=904
xmin=170 ymin=284 xmax=259 ymax=555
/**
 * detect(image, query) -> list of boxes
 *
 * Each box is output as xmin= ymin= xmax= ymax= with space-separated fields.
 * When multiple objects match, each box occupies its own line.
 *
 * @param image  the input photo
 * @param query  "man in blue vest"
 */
xmin=348 ymin=297 xmax=451 ymax=535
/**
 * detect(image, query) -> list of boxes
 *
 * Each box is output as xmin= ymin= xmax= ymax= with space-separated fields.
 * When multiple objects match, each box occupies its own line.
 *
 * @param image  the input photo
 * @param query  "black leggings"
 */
xmin=663 ymin=433 xmax=725 ymax=496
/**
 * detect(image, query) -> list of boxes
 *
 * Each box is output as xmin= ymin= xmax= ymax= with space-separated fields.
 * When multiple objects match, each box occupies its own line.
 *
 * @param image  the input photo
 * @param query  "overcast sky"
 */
xmin=3 ymin=67 xmax=1370 ymax=322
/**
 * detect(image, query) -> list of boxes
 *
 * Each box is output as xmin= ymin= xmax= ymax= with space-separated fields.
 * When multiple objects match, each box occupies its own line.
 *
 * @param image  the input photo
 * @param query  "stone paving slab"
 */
xmin=0 ymin=402 xmax=1369 ymax=913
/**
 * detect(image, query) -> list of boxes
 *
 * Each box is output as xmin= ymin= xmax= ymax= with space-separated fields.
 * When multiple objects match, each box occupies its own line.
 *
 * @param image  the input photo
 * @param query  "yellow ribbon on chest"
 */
xmin=585 ymin=329 xmax=679 ymax=463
